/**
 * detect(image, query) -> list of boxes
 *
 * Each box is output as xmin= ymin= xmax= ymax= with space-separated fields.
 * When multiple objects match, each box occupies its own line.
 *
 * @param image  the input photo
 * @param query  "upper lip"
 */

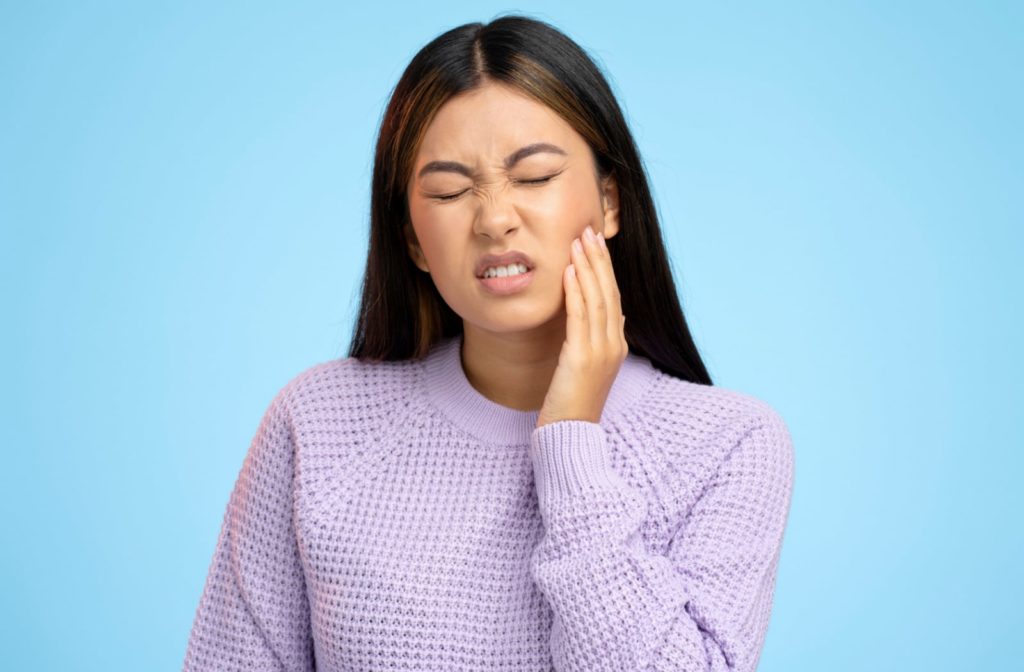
xmin=475 ymin=250 xmax=535 ymax=277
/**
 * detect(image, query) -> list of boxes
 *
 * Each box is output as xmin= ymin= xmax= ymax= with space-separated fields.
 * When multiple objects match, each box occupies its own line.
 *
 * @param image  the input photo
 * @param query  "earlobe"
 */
xmin=411 ymin=249 xmax=429 ymax=273
xmin=601 ymin=176 xmax=621 ymax=240
xmin=404 ymin=222 xmax=430 ymax=273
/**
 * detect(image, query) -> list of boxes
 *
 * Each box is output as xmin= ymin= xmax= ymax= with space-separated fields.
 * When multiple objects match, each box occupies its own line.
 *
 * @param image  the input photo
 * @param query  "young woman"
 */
xmin=184 ymin=15 xmax=795 ymax=672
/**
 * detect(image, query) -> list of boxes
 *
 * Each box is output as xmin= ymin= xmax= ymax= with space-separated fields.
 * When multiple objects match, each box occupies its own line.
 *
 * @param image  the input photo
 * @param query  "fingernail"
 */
xmin=597 ymin=232 xmax=606 ymax=249
xmin=573 ymin=238 xmax=583 ymax=254
xmin=584 ymin=226 xmax=595 ymax=241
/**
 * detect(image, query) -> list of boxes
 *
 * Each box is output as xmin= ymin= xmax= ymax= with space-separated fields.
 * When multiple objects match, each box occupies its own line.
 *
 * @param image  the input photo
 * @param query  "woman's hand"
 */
xmin=536 ymin=224 xmax=628 ymax=429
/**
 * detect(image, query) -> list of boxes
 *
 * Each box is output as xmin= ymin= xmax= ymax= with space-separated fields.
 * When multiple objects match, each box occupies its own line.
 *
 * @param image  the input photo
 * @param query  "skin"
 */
xmin=404 ymin=80 xmax=628 ymax=428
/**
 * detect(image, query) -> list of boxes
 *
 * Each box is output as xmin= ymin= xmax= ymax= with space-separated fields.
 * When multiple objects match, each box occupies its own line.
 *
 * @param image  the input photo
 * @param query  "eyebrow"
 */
xmin=416 ymin=142 xmax=568 ymax=179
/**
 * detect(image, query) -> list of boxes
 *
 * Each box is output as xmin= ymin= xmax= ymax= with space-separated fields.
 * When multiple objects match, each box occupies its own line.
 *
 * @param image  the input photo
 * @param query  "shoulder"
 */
xmin=645 ymin=372 xmax=789 ymax=434
xmin=268 ymin=354 xmax=421 ymax=435
xmin=635 ymin=371 xmax=794 ymax=470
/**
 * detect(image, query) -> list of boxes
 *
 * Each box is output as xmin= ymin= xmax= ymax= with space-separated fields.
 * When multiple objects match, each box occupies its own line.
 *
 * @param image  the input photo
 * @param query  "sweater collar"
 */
xmin=419 ymin=332 xmax=659 ymax=445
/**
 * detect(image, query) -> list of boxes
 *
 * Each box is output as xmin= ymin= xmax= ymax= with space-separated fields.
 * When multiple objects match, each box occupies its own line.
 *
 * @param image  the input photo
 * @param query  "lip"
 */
xmin=474 ymin=250 xmax=536 ymax=278
xmin=478 ymin=268 xmax=535 ymax=296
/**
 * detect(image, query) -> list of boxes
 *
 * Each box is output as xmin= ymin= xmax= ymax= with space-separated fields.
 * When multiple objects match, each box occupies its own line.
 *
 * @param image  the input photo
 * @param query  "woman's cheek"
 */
xmin=515 ymin=194 xmax=573 ymax=242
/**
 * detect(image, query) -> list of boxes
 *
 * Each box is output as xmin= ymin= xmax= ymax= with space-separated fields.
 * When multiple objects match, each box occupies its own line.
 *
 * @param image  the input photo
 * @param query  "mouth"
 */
xmin=474 ymin=250 xmax=536 ymax=278
xmin=477 ymin=267 xmax=535 ymax=296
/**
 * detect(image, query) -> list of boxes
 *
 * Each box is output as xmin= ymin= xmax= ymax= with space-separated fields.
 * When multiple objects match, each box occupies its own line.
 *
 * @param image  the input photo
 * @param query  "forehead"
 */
xmin=416 ymin=82 xmax=581 ymax=162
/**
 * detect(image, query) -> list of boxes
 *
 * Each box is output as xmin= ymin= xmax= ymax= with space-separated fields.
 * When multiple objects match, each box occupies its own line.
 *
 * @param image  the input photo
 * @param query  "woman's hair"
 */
xmin=347 ymin=13 xmax=712 ymax=385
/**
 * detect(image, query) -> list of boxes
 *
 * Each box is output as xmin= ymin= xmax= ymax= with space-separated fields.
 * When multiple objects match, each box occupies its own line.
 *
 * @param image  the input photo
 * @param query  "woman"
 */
xmin=183 ymin=14 xmax=795 ymax=672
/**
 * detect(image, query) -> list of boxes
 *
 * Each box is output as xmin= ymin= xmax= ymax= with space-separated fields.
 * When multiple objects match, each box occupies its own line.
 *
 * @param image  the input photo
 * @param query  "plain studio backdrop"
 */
xmin=1 ymin=1 xmax=1020 ymax=670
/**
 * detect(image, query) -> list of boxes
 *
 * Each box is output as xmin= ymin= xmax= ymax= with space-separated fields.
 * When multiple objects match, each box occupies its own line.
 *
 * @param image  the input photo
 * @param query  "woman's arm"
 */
xmin=528 ymin=408 xmax=794 ymax=672
xmin=182 ymin=392 xmax=315 ymax=672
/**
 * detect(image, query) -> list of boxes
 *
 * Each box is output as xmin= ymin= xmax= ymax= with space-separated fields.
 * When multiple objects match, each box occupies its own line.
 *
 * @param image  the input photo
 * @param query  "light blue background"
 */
xmin=2 ymin=2 xmax=1020 ymax=670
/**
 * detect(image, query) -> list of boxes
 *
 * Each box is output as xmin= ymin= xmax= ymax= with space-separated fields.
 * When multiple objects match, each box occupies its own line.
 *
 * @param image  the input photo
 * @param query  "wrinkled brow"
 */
xmin=416 ymin=142 xmax=567 ymax=179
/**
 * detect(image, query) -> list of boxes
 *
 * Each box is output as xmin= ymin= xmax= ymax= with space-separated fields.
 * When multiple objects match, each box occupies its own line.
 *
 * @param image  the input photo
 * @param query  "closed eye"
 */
xmin=516 ymin=173 xmax=559 ymax=185
xmin=430 ymin=172 xmax=561 ymax=202
xmin=433 ymin=190 xmax=468 ymax=202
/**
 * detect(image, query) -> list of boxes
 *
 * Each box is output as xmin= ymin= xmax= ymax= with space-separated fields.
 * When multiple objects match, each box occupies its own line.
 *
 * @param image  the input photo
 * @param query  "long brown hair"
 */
xmin=347 ymin=14 xmax=712 ymax=385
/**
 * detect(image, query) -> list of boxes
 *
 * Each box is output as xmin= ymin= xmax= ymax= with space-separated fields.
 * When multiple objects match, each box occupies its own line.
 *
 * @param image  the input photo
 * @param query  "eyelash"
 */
xmin=432 ymin=173 xmax=559 ymax=202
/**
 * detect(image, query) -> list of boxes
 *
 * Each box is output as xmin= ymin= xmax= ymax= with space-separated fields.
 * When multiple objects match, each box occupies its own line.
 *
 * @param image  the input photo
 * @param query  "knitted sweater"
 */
xmin=182 ymin=332 xmax=795 ymax=672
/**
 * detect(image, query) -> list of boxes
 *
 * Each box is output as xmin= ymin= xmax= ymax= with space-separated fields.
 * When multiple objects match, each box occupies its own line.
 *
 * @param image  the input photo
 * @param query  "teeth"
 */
xmin=482 ymin=263 xmax=529 ymax=279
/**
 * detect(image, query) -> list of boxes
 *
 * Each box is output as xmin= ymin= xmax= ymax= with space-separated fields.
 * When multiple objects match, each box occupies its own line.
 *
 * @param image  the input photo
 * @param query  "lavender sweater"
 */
xmin=183 ymin=333 xmax=795 ymax=671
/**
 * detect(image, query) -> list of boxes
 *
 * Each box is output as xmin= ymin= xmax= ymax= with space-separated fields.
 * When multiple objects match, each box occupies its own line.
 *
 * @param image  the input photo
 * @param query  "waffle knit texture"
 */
xmin=183 ymin=332 xmax=795 ymax=671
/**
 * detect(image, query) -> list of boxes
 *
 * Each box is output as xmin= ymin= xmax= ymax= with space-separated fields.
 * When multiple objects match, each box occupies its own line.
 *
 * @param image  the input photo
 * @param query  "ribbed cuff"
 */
xmin=529 ymin=420 xmax=629 ymax=511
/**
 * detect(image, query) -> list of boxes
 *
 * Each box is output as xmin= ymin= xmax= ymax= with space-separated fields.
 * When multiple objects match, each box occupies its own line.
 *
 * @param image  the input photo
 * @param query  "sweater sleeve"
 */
xmin=527 ymin=411 xmax=794 ymax=672
xmin=182 ymin=392 xmax=315 ymax=672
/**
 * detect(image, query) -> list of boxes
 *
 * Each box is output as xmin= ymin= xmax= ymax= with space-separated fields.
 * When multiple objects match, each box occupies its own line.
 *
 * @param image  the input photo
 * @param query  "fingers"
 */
xmin=588 ymin=227 xmax=624 ymax=347
xmin=568 ymin=225 xmax=624 ymax=355
xmin=564 ymin=262 xmax=586 ymax=351
xmin=570 ymin=235 xmax=606 ymax=347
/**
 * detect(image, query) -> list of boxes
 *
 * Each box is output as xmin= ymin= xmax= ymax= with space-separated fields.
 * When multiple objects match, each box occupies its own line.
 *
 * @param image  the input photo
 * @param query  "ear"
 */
xmin=404 ymin=220 xmax=430 ymax=273
xmin=599 ymin=173 xmax=620 ymax=240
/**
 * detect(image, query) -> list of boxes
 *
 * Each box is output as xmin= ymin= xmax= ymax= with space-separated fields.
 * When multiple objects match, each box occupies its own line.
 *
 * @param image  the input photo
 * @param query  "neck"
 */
xmin=419 ymin=331 xmax=659 ymax=444
xmin=459 ymin=319 xmax=567 ymax=412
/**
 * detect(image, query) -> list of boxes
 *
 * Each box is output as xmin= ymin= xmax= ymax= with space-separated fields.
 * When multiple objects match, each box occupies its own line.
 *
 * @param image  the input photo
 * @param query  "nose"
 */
xmin=472 ymin=187 xmax=521 ymax=240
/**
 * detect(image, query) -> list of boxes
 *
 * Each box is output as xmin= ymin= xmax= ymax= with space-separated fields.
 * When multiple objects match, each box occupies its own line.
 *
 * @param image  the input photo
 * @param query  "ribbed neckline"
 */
xmin=419 ymin=332 xmax=659 ymax=445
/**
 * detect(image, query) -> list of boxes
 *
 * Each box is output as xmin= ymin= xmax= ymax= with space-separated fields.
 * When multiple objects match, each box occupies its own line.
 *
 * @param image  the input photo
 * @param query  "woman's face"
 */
xmin=405 ymin=80 xmax=619 ymax=336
